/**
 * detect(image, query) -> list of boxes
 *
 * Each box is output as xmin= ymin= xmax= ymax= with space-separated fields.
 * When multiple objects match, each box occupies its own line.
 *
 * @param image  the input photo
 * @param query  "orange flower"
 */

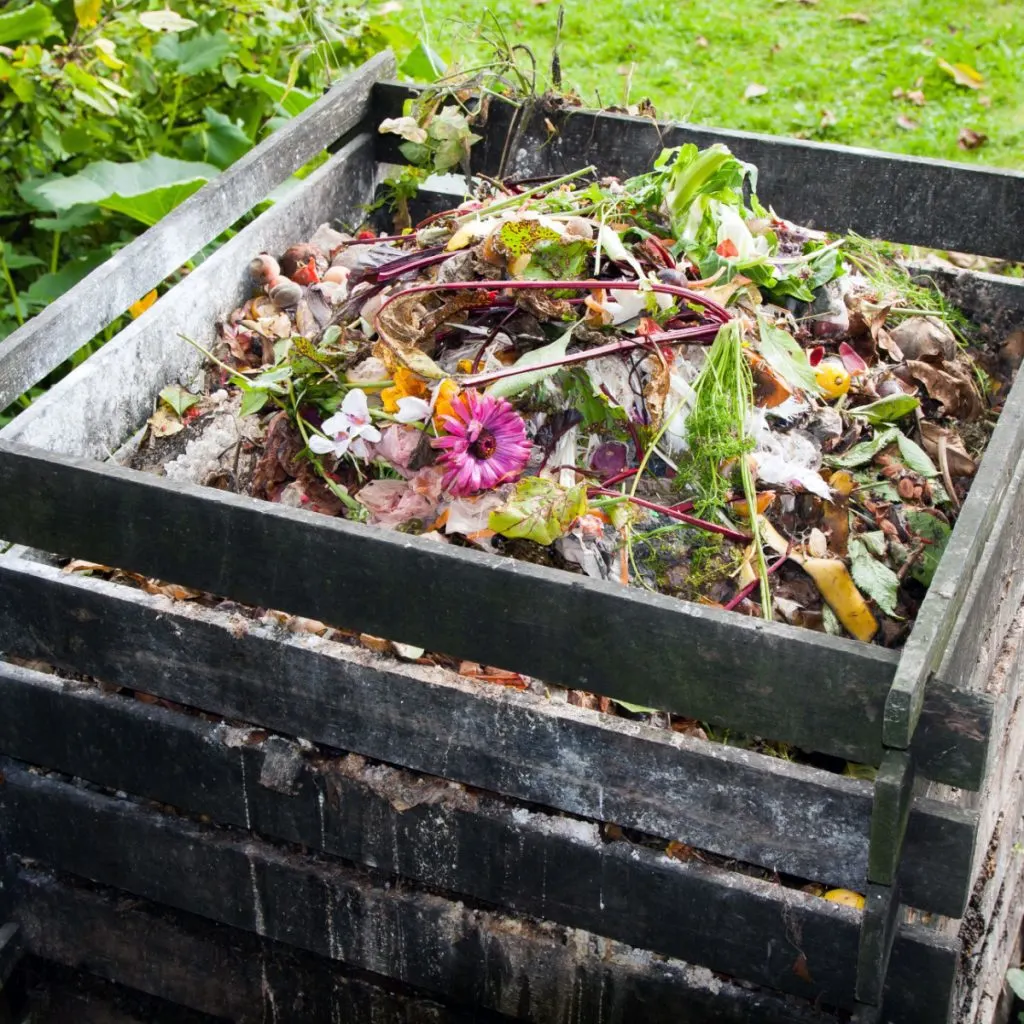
xmin=432 ymin=378 xmax=461 ymax=430
xmin=381 ymin=367 xmax=428 ymax=414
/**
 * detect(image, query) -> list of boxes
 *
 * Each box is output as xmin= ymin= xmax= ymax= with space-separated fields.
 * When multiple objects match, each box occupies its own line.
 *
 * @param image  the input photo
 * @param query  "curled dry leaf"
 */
xmin=743 ymin=83 xmax=769 ymax=101
xmin=904 ymin=359 xmax=984 ymax=420
xmin=888 ymin=316 xmax=956 ymax=363
xmin=918 ymin=421 xmax=976 ymax=477
xmin=838 ymin=12 xmax=871 ymax=22
xmin=938 ymin=58 xmax=985 ymax=90
xmin=896 ymin=114 xmax=920 ymax=132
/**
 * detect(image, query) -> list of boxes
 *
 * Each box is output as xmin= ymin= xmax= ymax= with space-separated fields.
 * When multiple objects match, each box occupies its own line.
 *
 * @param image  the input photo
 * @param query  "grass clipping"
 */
xmin=687 ymin=321 xmax=772 ymax=620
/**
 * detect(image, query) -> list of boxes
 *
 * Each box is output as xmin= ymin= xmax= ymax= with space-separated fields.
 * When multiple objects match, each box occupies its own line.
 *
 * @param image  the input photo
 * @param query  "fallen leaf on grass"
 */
xmin=695 ymin=35 xmax=709 ymax=47
xmin=906 ymin=89 xmax=926 ymax=106
xmin=958 ymin=127 xmax=988 ymax=150
xmin=896 ymin=115 xmax=920 ymax=131
xmin=938 ymin=58 xmax=985 ymax=89
xmin=744 ymin=83 xmax=769 ymax=101
xmin=979 ymin=94 xmax=992 ymax=107
xmin=838 ymin=12 xmax=870 ymax=23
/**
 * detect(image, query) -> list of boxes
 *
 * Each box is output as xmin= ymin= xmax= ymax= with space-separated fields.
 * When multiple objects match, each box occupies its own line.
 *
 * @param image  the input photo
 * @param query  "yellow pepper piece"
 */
xmin=823 ymin=889 xmax=866 ymax=910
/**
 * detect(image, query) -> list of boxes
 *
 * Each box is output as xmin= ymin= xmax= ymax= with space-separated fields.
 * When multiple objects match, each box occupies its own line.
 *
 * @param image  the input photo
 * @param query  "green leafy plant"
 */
xmin=0 ymin=0 xmax=412 ymax=420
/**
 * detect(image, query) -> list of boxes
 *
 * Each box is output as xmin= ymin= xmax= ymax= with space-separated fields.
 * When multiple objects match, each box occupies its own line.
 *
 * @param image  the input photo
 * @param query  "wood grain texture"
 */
xmin=0 ymin=52 xmax=395 ymax=411
xmin=884 ymin=348 xmax=1024 ymax=751
xmin=11 ymin=868 xmax=843 ymax=1024
xmin=0 ymin=443 xmax=991 ymax=787
xmin=855 ymin=881 xmax=902 ymax=1007
xmin=0 ymin=660 xmax=974 ymax=923
xmin=0 ymin=558 xmax=978 ymax=914
xmin=0 ymin=133 xmax=378 ymax=462
xmin=0 ymin=765 xmax=959 ymax=1022
xmin=373 ymin=82 xmax=1024 ymax=261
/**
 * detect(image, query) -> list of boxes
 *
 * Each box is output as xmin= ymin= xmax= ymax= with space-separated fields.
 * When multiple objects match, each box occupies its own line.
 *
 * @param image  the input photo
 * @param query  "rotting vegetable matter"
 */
xmin=169 ymin=134 xmax=1013 ymax=651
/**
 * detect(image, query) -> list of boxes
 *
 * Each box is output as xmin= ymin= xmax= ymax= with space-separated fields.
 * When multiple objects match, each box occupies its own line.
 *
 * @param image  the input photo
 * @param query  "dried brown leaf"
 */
xmin=958 ymin=127 xmax=988 ymax=150
xmin=838 ymin=12 xmax=870 ymax=22
xmin=896 ymin=114 xmax=920 ymax=131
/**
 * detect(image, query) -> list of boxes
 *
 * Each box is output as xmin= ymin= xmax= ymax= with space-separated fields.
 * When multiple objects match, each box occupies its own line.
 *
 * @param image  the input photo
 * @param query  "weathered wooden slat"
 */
xmin=17 ymin=960 xmax=227 ymax=1024
xmin=0 ymin=557 xmax=980 ymax=907
xmin=12 ymin=868 xmax=841 ymax=1024
xmin=0 ymin=764 xmax=959 ymax=1022
xmin=372 ymin=82 xmax=1024 ymax=262
xmin=906 ymin=263 xmax=1024 ymax=341
xmin=0 ymin=445 xmax=991 ymax=785
xmin=0 ymin=661 xmax=973 ymax=921
xmin=0 ymin=133 xmax=378 ymax=462
xmin=883 ymin=345 xmax=1024 ymax=751
xmin=0 ymin=52 xmax=395 ymax=412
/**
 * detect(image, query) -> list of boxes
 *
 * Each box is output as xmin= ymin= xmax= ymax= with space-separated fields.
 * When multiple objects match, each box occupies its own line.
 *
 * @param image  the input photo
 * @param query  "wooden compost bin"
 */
xmin=2 ymin=52 xmax=1024 ymax=1024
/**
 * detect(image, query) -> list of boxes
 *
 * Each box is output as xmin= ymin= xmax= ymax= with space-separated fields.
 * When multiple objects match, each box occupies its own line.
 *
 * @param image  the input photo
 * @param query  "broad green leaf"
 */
xmin=33 ymin=154 xmax=219 ymax=225
xmin=1005 ymin=968 xmax=1024 ymax=1002
xmin=904 ymin=510 xmax=951 ymax=586
xmin=138 ymin=10 xmax=198 ymax=32
xmin=756 ymin=314 xmax=821 ymax=393
xmin=399 ymin=41 xmax=447 ymax=80
xmin=896 ymin=431 xmax=938 ymax=477
xmin=489 ymin=477 xmax=589 ymax=546
xmin=486 ymin=321 xmax=577 ymax=399
xmin=521 ymin=238 xmax=594 ymax=282
xmin=827 ymin=428 xmax=898 ymax=469
xmin=22 ymin=251 xmax=109 ymax=308
xmin=0 ymin=2 xmax=59 ymax=45
xmin=159 ymin=385 xmax=200 ymax=417
xmin=850 ymin=394 xmax=920 ymax=425
xmin=155 ymin=31 xmax=232 ymax=75
xmin=32 ymin=205 xmax=101 ymax=232
xmin=848 ymin=538 xmax=900 ymax=615
xmin=237 ymin=72 xmax=315 ymax=117
xmin=239 ymin=387 xmax=269 ymax=416
xmin=182 ymin=107 xmax=251 ymax=168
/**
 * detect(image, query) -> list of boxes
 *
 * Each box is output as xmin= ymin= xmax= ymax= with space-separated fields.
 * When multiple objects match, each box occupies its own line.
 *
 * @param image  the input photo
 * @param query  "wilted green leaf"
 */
xmin=521 ymin=238 xmax=594 ymax=282
xmin=611 ymin=698 xmax=661 ymax=714
xmin=159 ymin=385 xmax=200 ymax=417
xmin=756 ymin=314 xmax=821 ymax=393
xmin=848 ymin=537 xmax=900 ymax=615
xmin=895 ymin=431 xmax=938 ymax=477
xmin=904 ymin=510 xmax=951 ymax=586
xmin=489 ymin=477 xmax=589 ymax=546
xmin=486 ymin=321 xmax=577 ymax=399
xmin=850 ymin=394 xmax=920 ymax=425
xmin=827 ymin=427 xmax=899 ymax=469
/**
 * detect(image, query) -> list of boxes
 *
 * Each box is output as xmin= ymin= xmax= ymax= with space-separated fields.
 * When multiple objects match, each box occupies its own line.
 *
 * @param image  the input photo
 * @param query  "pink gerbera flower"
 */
xmin=432 ymin=391 xmax=531 ymax=497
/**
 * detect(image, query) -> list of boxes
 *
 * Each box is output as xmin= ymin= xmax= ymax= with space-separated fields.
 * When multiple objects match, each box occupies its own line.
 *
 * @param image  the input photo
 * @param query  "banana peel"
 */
xmin=760 ymin=518 xmax=879 ymax=642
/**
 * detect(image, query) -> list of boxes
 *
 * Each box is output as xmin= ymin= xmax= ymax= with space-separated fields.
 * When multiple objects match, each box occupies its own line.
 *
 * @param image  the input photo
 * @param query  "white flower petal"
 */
xmin=394 ymin=396 xmax=433 ymax=423
xmin=308 ymin=435 xmax=338 ymax=455
xmin=319 ymin=413 xmax=348 ymax=437
xmin=359 ymin=424 xmax=382 ymax=444
xmin=341 ymin=387 xmax=371 ymax=423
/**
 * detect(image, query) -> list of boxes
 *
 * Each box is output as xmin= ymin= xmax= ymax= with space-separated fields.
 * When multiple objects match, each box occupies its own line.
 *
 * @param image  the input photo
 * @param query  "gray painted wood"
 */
xmin=0 ymin=763 xmax=959 ymax=1022
xmin=374 ymin=82 xmax=1024 ymax=261
xmin=0 ymin=52 xmax=395 ymax=411
xmin=0 ymin=133 xmax=378 ymax=461
xmin=0 ymin=446 xmax=992 ymax=788
xmin=12 ymin=867 xmax=844 ymax=1024
xmin=0 ymin=660 xmax=975 ymax=921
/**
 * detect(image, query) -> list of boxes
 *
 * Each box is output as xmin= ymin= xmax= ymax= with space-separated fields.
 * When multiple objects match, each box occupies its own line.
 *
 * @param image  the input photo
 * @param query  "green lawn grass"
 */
xmin=398 ymin=0 xmax=1024 ymax=168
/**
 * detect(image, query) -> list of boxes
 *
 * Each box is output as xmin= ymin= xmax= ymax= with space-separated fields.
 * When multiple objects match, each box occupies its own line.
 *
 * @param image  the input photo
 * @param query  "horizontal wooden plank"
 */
xmin=0 ymin=763 xmax=958 ymax=1022
xmin=0 ymin=661 xmax=973 ymax=921
xmin=0 ymin=558 xmax=978 ymax=906
xmin=12 ymin=869 xmax=841 ymax=1024
xmin=17 ymin=959 xmax=227 ymax=1024
xmin=0 ymin=52 xmax=394 ymax=412
xmin=373 ymin=82 xmax=1024 ymax=262
xmin=0 ymin=443 xmax=990 ymax=786
xmin=0 ymin=133 xmax=378 ymax=462
xmin=906 ymin=263 xmax=1024 ymax=341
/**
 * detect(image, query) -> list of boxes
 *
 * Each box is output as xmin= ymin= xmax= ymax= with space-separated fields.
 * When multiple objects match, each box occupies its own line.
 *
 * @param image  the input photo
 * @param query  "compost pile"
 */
xmin=195 ymin=140 xmax=1008 ymax=649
